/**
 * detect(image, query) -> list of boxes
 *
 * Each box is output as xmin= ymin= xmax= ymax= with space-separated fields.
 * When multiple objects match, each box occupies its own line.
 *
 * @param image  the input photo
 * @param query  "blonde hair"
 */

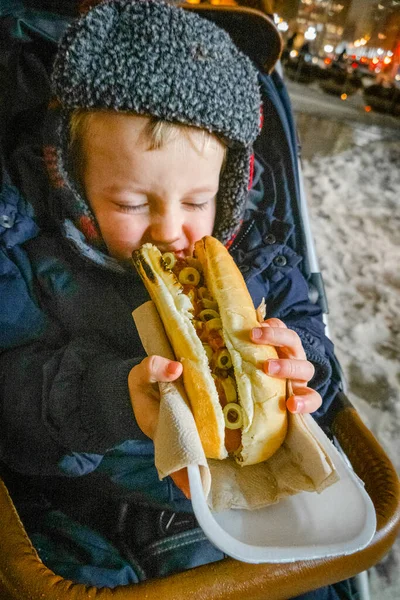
xmin=68 ymin=109 xmax=227 ymax=184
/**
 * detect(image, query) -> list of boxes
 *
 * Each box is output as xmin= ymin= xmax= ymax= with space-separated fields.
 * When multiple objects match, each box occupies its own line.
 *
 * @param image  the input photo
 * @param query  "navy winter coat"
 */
xmin=0 ymin=165 xmax=46 ymax=349
xmin=0 ymin=159 xmax=340 ymax=489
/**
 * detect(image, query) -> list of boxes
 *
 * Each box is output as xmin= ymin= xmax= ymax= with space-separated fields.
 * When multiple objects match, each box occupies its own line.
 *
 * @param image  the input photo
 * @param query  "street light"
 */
xmin=305 ymin=26 xmax=317 ymax=41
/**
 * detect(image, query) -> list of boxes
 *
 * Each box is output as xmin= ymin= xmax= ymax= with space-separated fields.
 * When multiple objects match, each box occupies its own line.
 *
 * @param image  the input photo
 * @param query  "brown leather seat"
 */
xmin=0 ymin=5 xmax=399 ymax=599
xmin=0 ymin=392 xmax=399 ymax=600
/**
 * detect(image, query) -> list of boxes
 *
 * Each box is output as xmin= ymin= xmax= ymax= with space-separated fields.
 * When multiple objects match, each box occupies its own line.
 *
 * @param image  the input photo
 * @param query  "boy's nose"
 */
xmin=150 ymin=211 xmax=183 ymax=246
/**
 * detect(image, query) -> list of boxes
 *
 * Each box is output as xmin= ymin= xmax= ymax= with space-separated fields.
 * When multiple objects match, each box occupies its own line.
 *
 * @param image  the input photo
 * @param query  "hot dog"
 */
xmin=132 ymin=236 xmax=287 ymax=466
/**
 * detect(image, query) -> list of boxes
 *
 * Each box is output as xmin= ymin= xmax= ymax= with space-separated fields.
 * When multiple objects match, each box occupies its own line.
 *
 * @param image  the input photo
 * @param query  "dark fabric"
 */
xmin=291 ymin=586 xmax=341 ymax=600
xmin=27 ymin=507 xmax=224 ymax=586
xmin=0 ymin=161 xmax=48 ymax=349
xmin=292 ymin=578 xmax=359 ymax=600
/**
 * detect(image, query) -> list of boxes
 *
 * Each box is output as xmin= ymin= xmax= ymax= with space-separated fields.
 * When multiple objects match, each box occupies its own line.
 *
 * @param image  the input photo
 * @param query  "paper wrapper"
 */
xmin=132 ymin=301 xmax=339 ymax=511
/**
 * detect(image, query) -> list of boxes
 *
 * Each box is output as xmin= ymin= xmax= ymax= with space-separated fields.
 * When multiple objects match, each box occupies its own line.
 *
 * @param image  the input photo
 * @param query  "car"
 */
xmin=284 ymin=55 xmax=318 ymax=84
xmin=318 ymin=61 xmax=363 ymax=96
xmin=284 ymin=54 xmax=332 ymax=84
xmin=363 ymin=83 xmax=400 ymax=116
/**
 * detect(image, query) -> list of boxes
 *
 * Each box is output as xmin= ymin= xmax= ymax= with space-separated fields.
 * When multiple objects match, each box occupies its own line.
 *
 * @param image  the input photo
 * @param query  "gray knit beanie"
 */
xmin=45 ymin=0 xmax=261 ymax=249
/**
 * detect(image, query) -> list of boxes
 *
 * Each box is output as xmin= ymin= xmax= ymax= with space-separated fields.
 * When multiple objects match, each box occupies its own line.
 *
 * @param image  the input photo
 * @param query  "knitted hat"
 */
xmin=45 ymin=0 xmax=261 ymax=249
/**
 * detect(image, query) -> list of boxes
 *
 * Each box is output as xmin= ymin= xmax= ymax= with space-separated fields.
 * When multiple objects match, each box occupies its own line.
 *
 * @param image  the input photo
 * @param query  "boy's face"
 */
xmin=82 ymin=113 xmax=224 ymax=264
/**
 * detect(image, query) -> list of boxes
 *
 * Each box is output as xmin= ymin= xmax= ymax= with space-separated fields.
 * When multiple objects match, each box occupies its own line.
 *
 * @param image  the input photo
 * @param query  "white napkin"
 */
xmin=132 ymin=301 xmax=339 ymax=511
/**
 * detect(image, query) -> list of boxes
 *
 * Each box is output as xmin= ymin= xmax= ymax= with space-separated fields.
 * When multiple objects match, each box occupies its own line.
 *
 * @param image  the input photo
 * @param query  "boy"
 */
xmin=0 ymin=0 xmax=340 ymax=595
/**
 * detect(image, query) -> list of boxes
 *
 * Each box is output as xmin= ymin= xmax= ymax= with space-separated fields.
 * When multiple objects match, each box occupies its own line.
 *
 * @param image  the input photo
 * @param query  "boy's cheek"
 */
xmin=97 ymin=218 xmax=145 ymax=260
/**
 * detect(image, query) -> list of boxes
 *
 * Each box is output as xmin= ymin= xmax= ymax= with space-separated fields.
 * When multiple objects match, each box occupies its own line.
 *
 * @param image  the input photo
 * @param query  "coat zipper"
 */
xmin=229 ymin=219 xmax=255 ymax=252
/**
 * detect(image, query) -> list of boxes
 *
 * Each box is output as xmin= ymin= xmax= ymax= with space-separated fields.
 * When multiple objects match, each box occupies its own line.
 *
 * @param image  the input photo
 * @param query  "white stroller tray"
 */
xmin=188 ymin=414 xmax=376 ymax=564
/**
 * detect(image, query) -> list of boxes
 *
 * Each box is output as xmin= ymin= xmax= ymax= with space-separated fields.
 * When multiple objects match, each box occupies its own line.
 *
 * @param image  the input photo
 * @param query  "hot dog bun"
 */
xmin=132 ymin=236 xmax=287 ymax=465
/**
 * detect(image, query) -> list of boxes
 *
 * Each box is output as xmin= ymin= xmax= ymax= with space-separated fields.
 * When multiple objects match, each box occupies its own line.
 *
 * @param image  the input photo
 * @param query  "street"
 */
xmin=286 ymin=78 xmax=400 ymax=160
xmin=286 ymin=78 xmax=399 ymax=126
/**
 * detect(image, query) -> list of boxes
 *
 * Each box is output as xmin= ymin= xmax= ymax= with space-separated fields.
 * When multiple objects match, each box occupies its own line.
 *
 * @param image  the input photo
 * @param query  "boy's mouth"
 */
xmin=153 ymin=245 xmax=194 ymax=259
xmin=174 ymin=249 xmax=189 ymax=259
xmin=160 ymin=248 xmax=189 ymax=259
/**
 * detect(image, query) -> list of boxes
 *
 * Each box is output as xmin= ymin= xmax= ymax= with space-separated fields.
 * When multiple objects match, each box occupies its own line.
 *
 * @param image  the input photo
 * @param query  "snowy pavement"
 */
xmin=287 ymin=82 xmax=400 ymax=599
xmin=296 ymin=110 xmax=400 ymax=161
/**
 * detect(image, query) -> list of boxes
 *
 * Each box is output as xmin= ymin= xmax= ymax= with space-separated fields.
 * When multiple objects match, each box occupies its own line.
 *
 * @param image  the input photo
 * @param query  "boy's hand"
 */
xmin=128 ymin=356 xmax=183 ymax=440
xmin=250 ymin=318 xmax=322 ymax=414
xmin=128 ymin=356 xmax=191 ymax=498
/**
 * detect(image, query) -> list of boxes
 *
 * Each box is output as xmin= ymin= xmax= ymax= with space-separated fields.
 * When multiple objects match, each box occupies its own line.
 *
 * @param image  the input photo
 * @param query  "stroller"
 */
xmin=0 ymin=2 xmax=399 ymax=599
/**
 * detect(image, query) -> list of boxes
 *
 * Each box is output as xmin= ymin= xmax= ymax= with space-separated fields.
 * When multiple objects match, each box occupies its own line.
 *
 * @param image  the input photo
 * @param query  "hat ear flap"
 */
xmin=213 ymin=146 xmax=252 ymax=246
xmin=246 ymin=105 xmax=262 ymax=191
xmin=78 ymin=215 xmax=103 ymax=243
xmin=224 ymin=224 xmax=243 ymax=251
xmin=248 ymin=153 xmax=255 ymax=191
xmin=259 ymin=104 xmax=264 ymax=132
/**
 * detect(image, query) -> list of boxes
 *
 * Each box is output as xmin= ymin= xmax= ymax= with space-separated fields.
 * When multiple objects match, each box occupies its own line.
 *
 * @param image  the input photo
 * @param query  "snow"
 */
xmin=302 ymin=134 xmax=400 ymax=599
xmin=303 ymin=140 xmax=400 ymax=471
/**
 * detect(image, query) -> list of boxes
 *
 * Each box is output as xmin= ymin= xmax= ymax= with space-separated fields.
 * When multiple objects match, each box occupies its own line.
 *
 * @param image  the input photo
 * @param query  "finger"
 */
xmin=262 ymin=318 xmax=287 ymax=329
xmin=128 ymin=377 xmax=160 ymax=440
xmin=139 ymin=356 xmax=183 ymax=385
xmin=265 ymin=358 xmax=315 ymax=382
xmin=251 ymin=326 xmax=305 ymax=359
xmin=170 ymin=468 xmax=191 ymax=499
xmin=286 ymin=387 xmax=322 ymax=414
xmin=138 ymin=397 xmax=160 ymax=440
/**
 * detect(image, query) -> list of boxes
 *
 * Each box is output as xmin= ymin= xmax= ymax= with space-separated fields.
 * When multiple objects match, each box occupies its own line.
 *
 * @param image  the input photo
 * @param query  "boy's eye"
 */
xmin=183 ymin=201 xmax=210 ymax=211
xmin=116 ymin=203 xmax=148 ymax=213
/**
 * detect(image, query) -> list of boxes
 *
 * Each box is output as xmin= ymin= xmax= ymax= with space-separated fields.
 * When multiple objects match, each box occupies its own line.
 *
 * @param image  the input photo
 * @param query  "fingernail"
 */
xmin=167 ymin=362 xmax=180 ymax=375
xmin=294 ymin=398 xmax=305 ymax=413
xmin=267 ymin=360 xmax=280 ymax=375
xmin=252 ymin=328 xmax=262 ymax=339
